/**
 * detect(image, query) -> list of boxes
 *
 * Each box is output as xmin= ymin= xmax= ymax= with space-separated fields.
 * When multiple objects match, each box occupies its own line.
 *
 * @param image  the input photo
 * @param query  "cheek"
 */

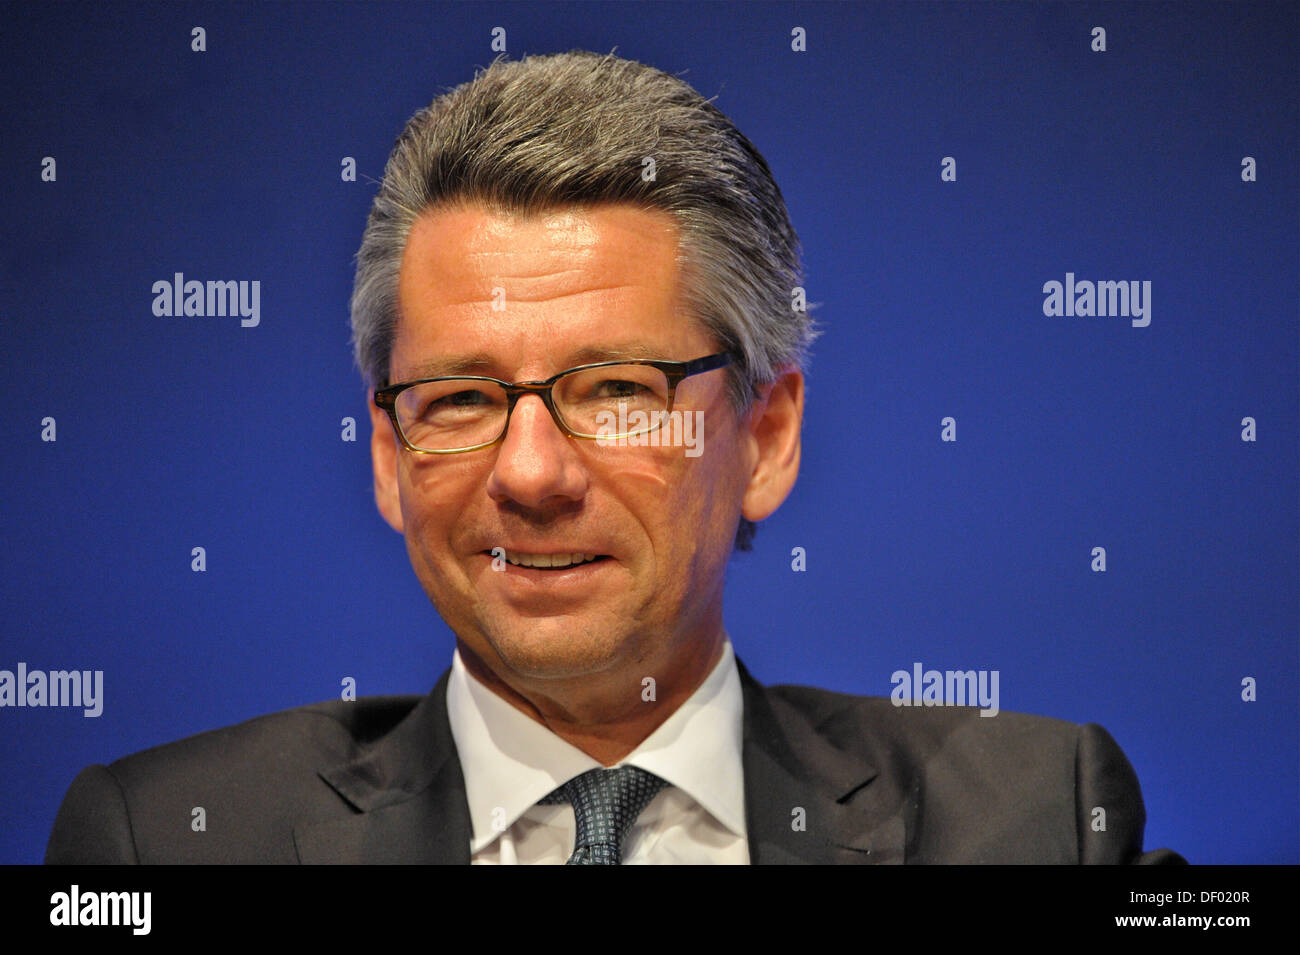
xmin=397 ymin=458 xmax=483 ymax=553
xmin=686 ymin=427 xmax=751 ymax=553
xmin=599 ymin=456 xmax=672 ymax=503
xmin=609 ymin=431 xmax=746 ymax=551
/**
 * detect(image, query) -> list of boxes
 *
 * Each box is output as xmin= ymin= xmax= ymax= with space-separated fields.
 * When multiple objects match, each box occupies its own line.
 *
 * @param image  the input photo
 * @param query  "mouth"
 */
xmin=485 ymin=549 xmax=612 ymax=570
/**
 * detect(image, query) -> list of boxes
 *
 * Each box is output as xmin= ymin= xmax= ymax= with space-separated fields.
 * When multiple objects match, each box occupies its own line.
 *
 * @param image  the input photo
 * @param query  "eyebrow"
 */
xmin=400 ymin=343 xmax=676 ymax=381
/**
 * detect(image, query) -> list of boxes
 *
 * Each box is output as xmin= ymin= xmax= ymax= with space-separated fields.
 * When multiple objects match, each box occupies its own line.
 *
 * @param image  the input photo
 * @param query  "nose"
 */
xmin=484 ymin=393 xmax=589 ymax=510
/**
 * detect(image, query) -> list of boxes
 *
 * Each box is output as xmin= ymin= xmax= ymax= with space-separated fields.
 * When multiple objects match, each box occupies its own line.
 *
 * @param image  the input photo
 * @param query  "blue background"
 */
xmin=2 ymin=0 xmax=1296 ymax=864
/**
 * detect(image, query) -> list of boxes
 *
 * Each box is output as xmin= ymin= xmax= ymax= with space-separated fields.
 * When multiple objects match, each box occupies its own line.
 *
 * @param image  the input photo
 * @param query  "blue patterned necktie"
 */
xmin=539 ymin=766 xmax=668 ymax=864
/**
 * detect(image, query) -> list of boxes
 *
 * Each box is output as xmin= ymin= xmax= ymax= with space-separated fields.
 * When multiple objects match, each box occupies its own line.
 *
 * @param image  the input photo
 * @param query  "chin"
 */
xmin=480 ymin=614 xmax=634 ymax=681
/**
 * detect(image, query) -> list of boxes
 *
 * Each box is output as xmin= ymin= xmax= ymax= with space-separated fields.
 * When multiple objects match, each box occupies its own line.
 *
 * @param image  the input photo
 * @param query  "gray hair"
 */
xmin=350 ymin=50 xmax=816 ymax=550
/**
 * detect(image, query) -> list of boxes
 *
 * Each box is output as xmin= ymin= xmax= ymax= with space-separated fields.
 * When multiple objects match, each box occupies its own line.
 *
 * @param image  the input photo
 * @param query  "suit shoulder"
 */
xmin=759 ymin=681 xmax=1104 ymax=798
xmin=49 ymin=695 xmax=425 ymax=863
xmin=763 ymin=681 xmax=1083 ymax=747
xmin=107 ymin=694 xmax=425 ymax=781
xmin=757 ymin=682 xmax=1174 ymax=863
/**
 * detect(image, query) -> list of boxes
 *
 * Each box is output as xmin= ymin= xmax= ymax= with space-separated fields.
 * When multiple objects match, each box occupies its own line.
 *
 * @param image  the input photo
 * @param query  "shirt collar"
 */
xmin=447 ymin=637 xmax=745 ymax=853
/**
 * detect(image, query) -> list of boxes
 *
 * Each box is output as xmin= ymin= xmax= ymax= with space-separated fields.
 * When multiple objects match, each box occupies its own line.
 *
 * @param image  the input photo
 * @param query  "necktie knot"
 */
xmin=539 ymin=765 xmax=668 ymax=864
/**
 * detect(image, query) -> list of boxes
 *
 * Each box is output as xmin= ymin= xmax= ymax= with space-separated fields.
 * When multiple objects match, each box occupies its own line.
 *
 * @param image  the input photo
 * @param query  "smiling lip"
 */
xmin=485 ymin=549 xmax=610 ymax=570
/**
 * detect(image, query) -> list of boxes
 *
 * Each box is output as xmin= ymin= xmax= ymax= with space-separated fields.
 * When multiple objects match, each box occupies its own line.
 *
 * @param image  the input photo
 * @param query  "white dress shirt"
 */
xmin=446 ymin=637 xmax=750 ymax=864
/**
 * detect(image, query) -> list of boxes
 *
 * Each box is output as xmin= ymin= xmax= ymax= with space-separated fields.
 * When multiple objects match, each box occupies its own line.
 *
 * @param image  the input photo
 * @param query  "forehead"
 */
xmin=393 ymin=201 xmax=703 ymax=379
xmin=399 ymin=201 xmax=682 ymax=297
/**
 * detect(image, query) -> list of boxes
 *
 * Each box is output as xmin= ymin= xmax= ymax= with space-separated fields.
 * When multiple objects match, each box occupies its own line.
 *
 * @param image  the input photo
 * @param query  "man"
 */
xmin=46 ymin=51 xmax=1182 ymax=864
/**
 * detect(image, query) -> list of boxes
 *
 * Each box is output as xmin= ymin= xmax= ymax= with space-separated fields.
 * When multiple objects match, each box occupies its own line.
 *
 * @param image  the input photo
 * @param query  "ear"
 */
xmin=368 ymin=394 xmax=405 ymax=534
xmin=740 ymin=367 xmax=804 ymax=523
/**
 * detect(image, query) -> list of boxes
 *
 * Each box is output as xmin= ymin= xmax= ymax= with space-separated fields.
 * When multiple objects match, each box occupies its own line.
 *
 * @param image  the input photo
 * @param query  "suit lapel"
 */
xmin=294 ymin=669 xmax=472 ymax=864
xmin=738 ymin=658 xmax=908 ymax=864
xmin=294 ymin=658 xmax=908 ymax=865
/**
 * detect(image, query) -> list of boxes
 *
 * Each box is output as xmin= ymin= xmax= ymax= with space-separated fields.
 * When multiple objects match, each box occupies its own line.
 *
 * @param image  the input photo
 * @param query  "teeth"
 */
xmin=502 ymin=551 xmax=598 ymax=569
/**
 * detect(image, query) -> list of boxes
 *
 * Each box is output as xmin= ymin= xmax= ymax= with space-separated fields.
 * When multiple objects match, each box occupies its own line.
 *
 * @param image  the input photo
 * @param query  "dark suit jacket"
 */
xmin=45 ymin=659 xmax=1184 ymax=864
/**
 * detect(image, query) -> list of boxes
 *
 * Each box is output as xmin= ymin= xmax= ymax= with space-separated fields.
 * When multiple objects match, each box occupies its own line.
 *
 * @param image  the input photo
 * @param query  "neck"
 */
xmin=457 ymin=629 xmax=726 ymax=766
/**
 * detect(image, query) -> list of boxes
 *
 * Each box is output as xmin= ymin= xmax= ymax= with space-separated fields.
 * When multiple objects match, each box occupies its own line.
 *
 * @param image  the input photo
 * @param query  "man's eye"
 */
xmin=594 ymin=379 xmax=646 ymax=398
xmin=419 ymin=389 xmax=492 ymax=416
xmin=437 ymin=389 xmax=490 ymax=406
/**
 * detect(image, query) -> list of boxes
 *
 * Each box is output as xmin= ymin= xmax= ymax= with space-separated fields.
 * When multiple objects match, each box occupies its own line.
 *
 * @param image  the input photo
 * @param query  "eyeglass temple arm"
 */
xmin=681 ymin=352 xmax=732 ymax=378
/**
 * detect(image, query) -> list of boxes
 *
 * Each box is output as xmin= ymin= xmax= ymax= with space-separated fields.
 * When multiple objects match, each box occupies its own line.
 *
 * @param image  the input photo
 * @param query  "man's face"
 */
xmin=369 ymin=202 xmax=766 ymax=693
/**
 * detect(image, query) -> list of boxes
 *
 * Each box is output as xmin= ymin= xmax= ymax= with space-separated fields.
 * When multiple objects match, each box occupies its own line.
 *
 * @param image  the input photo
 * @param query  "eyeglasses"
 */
xmin=374 ymin=352 xmax=732 ymax=454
